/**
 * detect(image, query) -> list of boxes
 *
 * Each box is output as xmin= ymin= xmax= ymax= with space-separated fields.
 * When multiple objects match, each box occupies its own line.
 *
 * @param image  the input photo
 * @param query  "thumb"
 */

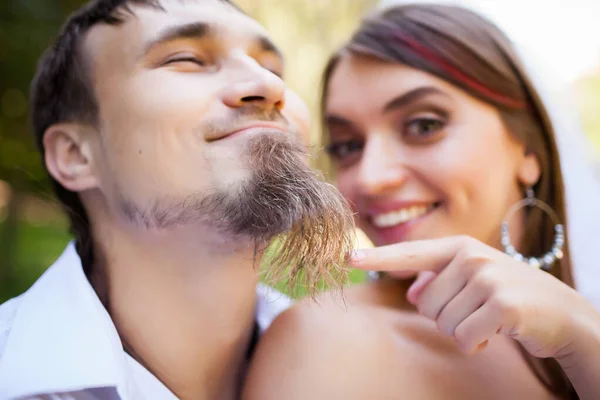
xmin=407 ymin=271 xmax=437 ymax=305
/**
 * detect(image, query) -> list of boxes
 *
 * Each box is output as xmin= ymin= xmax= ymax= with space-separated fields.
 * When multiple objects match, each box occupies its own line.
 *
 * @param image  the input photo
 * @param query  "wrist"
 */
xmin=553 ymin=296 xmax=600 ymax=399
xmin=556 ymin=297 xmax=600 ymax=366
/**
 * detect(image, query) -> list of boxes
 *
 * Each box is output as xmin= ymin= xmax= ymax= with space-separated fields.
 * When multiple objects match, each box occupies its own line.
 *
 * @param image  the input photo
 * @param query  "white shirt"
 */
xmin=0 ymin=242 xmax=292 ymax=399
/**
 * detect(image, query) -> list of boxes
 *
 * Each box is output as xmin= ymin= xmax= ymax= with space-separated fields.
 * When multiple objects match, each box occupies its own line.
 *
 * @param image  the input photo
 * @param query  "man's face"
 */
xmin=68 ymin=0 xmax=354 ymax=289
xmin=84 ymin=0 xmax=305 ymax=229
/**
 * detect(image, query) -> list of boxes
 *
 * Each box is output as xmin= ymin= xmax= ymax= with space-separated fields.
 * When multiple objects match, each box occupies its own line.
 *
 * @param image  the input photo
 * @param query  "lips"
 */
xmin=209 ymin=122 xmax=288 ymax=142
xmin=364 ymin=202 xmax=440 ymax=245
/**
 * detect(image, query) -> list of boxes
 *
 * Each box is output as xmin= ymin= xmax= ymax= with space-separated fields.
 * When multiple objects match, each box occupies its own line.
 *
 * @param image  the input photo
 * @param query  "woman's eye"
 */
xmin=404 ymin=117 xmax=445 ymax=139
xmin=325 ymin=140 xmax=363 ymax=162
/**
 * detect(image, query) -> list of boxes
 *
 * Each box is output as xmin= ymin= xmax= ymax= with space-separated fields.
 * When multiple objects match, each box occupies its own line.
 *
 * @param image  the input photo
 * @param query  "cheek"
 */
xmin=282 ymin=90 xmax=311 ymax=145
xmin=96 ymin=123 xmax=216 ymax=206
xmin=334 ymin=170 xmax=359 ymax=210
xmin=428 ymin=127 xmax=514 ymax=201
xmin=96 ymin=75 xmax=221 ymax=188
xmin=100 ymin=72 xmax=217 ymax=144
xmin=428 ymin=126 xmax=522 ymax=241
xmin=426 ymin=147 xmax=478 ymax=197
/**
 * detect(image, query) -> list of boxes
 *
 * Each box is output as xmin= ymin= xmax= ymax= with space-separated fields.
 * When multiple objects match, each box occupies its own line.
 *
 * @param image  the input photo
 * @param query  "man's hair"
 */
xmin=30 ymin=0 xmax=232 ymax=272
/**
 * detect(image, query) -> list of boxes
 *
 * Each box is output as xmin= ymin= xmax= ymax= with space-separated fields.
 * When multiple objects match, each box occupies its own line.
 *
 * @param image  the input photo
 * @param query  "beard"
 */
xmin=118 ymin=133 xmax=356 ymax=296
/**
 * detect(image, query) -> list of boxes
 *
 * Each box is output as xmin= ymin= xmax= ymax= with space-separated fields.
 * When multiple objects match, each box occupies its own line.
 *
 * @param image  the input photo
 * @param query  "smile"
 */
xmin=371 ymin=204 xmax=436 ymax=228
xmin=210 ymin=123 xmax=288 ymax=141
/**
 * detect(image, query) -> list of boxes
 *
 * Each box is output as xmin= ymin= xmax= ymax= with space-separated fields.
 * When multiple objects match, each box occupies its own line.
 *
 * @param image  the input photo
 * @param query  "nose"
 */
xmin=356 ymin=136 xmax=409 ymax=197
xmin=221 ymin=54 xmax=286 ymax=111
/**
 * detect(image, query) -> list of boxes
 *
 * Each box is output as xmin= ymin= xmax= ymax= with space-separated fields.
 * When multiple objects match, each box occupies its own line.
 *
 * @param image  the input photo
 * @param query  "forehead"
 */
xmin=85 ymin=0 xmax=271 ymax=57
xmin=326 ymin=54 xmax=454 ymax=114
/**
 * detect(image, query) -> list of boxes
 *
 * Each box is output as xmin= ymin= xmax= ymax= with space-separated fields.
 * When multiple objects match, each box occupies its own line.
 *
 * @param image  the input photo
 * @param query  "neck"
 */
xmin=90 ymin=222 xmax=261 ymax=400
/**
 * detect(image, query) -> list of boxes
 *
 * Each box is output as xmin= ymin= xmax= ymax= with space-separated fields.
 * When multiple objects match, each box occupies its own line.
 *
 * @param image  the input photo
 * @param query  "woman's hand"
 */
xmin=350 ymin=236 xmax=600 ymax=360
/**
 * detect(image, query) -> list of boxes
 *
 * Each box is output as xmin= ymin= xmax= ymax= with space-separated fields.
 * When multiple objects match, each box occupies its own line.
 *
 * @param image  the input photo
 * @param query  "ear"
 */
xmin=517 ymin=151 xmax=542 ymax=188
xmin=43 ymin=123 xmax=98 ymax=192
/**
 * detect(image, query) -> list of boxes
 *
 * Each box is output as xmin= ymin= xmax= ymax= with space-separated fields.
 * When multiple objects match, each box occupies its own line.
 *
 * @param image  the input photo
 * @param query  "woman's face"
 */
xmin=325 ymin=55 xmax=540 ymax=260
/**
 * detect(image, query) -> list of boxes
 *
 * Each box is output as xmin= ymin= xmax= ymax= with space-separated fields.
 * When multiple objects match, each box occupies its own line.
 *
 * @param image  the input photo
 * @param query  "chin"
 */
xmin=388 ymin=270 xmax=418 ymax=280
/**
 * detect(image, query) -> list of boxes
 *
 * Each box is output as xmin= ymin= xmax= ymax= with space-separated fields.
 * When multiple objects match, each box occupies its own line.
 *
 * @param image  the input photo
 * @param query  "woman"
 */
xmin=242 ymin=4 xmax=600 ymax=400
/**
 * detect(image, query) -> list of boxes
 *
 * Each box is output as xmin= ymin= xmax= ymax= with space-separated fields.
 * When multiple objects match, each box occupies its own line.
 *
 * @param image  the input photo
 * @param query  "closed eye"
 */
xmin=267 ymin=69 xmax=283 ymax=79
xmin=164 ymin=56 xmax=206 ymax=66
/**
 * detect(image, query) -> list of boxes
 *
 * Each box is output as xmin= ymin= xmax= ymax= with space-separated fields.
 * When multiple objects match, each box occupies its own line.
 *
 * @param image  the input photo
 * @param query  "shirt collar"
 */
xmin=255 ymin=283 xmax=293 ymax=334
xmin=0 ymin=242 xmax=131 ymax=399
xmin=0 ymin=242 xmax=292 ymax=399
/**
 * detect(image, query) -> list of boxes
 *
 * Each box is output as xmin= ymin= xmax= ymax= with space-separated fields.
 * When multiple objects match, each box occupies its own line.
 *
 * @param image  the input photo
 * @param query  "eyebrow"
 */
xmin=324 ymin=115 xmax=353 ymax=127
xmin=258 ymin=36 xmax=283 ymax=62
xmin=144 ymin=22 xmax=212 ymax=55
xmin=143 ymin=22 xmax=284 ymax=65
xmin=383 ymin=86 xmax=449 ymax=113
xmin=324 ymin=86 xmax=450 ymax=127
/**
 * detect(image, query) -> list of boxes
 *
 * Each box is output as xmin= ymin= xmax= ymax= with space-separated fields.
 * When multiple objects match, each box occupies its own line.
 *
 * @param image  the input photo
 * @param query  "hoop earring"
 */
xmin=501 ymin=187 xmax=564 ymax=271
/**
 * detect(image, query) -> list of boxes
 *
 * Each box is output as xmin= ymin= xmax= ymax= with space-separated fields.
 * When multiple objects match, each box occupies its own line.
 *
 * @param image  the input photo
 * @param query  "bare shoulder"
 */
xmin=242 ymin=281 xmax=430 ymax=400
xmin=242 ymin=281 xmax=558 ymax=400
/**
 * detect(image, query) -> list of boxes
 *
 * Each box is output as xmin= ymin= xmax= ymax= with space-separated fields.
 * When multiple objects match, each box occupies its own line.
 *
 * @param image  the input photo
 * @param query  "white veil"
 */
xmin=375 ymin=0 xmax=600 ymax=308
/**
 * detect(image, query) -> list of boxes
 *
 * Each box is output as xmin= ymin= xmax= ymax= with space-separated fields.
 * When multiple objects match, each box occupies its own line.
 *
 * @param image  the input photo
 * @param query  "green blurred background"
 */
xmin=1 ymin=0 xmax=599 ymax=303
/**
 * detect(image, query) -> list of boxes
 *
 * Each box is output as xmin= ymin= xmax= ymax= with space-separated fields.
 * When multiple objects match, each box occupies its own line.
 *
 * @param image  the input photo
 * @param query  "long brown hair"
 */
xmin=320 ymin=4 xmax=575 ymax=398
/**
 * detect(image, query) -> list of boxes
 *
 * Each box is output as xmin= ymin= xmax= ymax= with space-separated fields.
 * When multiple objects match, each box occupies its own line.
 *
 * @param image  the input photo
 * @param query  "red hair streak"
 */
xmin=391 ymin=32 xmax=527 ymax=109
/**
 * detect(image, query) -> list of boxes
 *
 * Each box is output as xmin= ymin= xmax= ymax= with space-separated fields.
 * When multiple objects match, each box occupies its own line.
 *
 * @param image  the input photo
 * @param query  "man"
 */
xmin=0 ymin=0 xmax=354 ymax=398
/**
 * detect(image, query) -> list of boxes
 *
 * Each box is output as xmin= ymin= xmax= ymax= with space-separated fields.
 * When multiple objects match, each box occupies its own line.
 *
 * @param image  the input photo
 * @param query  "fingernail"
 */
xmin=350 ymin=249 xmax=365 ymax=263
xmin=406 ymin=285 xmax=418 ymax=305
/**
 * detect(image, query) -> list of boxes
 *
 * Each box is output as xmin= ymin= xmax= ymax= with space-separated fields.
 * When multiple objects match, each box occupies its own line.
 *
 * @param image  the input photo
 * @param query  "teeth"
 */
xmin=372 ymin=206 xmax=430 ymax=228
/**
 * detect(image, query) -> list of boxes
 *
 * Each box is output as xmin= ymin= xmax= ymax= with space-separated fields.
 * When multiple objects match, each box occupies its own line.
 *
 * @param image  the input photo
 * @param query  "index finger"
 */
xmin=349 ymin=236 xmax=463 ymax=273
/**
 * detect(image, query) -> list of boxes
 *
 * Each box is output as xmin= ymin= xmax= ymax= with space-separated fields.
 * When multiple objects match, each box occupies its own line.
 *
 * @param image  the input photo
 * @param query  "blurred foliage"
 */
xmin=0 ymin=0 xmax=86 ymax=194
xmin=576 ymin=68 xmax=600 ymax=151
xmin=0 ymin=0 xmax=375 ymax=302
